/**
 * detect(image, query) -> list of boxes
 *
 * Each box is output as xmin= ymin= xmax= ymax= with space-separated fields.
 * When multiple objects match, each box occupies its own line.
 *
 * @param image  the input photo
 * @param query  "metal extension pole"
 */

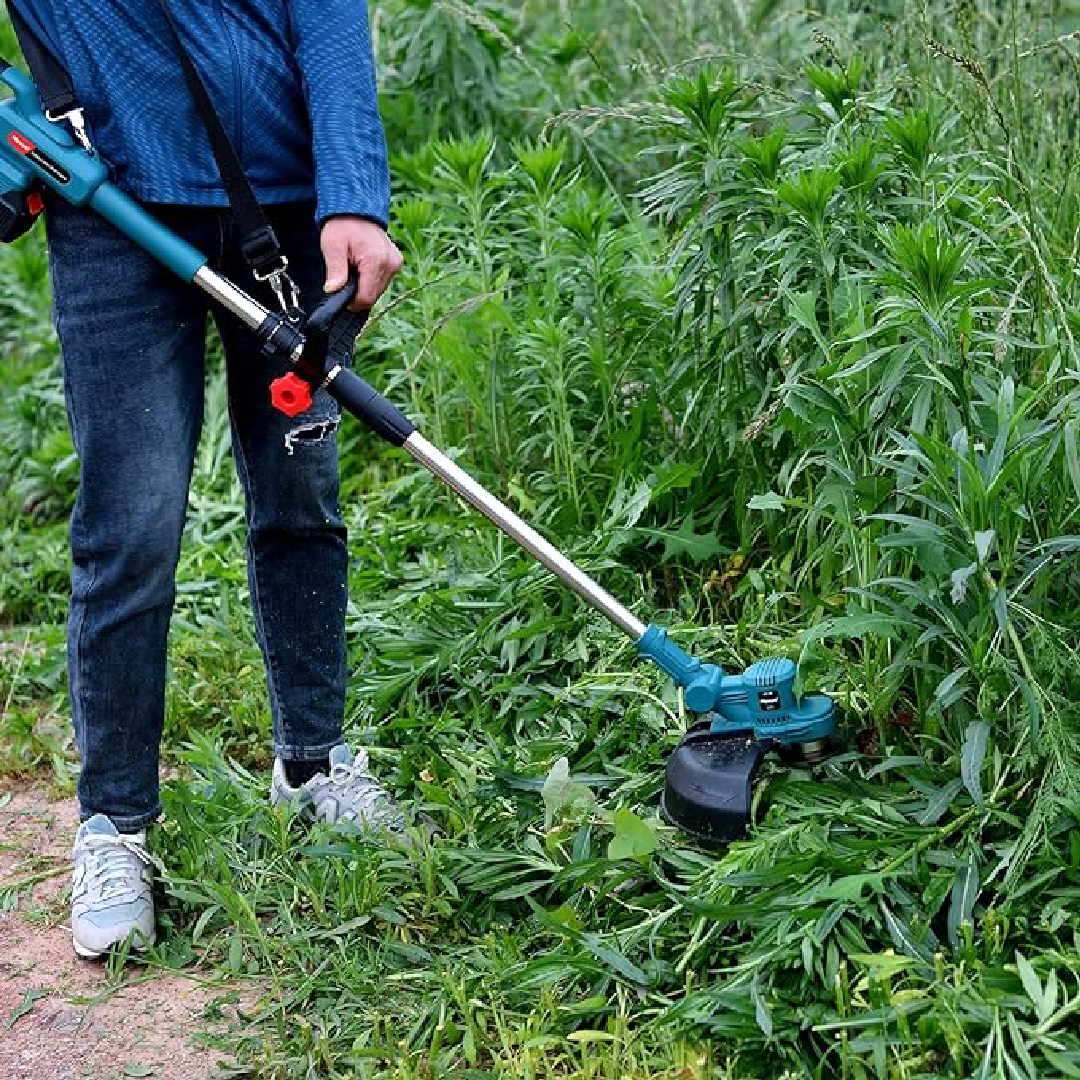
xmin=194 ymin=265 xmax=271 ymax=330
xmin=403 ymin=433 xmax=647 ymax=642
xmin=192 ymin=268 xmax=646 ymax=640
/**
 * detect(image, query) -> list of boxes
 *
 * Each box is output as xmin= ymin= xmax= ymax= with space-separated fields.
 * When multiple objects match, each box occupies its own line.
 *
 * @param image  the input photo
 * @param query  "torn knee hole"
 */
xmin=284 ymin=417 xmax=340 ymax=455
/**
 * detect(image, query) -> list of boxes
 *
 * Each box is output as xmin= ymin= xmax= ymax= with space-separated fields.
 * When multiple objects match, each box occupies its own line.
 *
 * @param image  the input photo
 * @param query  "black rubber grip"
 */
xmin=325 ymin=367 xmax=415 ymax=446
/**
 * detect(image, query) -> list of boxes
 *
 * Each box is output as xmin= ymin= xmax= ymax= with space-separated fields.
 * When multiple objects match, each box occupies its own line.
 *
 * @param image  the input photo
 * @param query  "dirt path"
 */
xmin=0 ymin=789 xmax=242 ymax=1080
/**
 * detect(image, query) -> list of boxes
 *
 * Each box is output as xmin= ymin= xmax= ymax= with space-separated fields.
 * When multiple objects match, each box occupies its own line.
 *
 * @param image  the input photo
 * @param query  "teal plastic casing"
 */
xmin=0 ymin=66 xmax=205 ymax=280
xmin=635 ymin=623 xmax=835 ymax=743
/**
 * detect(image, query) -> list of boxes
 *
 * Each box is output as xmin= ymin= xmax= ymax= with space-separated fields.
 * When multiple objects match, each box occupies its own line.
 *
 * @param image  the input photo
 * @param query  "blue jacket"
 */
xmin=9 ymin=0 xmax=390 ymax=226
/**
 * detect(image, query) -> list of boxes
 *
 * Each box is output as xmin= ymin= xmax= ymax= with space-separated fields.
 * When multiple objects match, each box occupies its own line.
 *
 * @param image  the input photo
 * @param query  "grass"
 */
xmin=2 ymin=0 xmax=1080 ymax=1076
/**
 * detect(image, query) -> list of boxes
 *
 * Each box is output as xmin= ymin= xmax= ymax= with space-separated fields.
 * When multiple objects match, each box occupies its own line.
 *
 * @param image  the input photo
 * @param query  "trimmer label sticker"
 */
xmin=5 ymin=130 xmax=70 ymax=185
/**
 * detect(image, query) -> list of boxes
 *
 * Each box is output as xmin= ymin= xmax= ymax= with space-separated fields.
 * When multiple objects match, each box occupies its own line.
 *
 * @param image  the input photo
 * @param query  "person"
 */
xmin=8 ymin=0 xmax=406 ymax=959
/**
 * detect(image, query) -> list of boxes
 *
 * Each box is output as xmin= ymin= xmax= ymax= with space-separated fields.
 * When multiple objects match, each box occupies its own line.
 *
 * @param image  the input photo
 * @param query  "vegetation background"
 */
xmin=2 ymin=0 xmax=1079 ymax=1077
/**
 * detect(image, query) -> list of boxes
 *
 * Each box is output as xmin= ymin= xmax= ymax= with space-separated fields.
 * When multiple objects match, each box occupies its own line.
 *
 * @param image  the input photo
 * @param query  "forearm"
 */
xmin=287 ymin=0 xmax=390 ymax=227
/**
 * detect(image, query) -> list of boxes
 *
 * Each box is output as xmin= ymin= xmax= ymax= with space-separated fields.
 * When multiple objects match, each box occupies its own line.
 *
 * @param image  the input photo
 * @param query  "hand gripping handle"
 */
xmin=277 ymin=273 xmax=417 ymax=447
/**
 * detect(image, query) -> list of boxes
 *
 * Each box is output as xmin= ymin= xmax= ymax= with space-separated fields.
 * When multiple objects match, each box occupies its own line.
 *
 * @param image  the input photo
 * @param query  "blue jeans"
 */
xmin=46 ymin=198 xmax=348 ymax=830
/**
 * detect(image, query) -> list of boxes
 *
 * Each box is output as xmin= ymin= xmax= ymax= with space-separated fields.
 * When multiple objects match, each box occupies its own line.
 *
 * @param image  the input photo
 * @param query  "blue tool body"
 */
xmin=0 ymin=66 xmax=205 ymax=279
xmin=636 ymin=624 xmax=835 ymax=743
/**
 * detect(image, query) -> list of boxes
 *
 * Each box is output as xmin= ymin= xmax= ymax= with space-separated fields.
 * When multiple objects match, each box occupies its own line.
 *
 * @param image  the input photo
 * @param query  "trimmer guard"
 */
xmin=660 ymin=724 xmax=770 ymax=847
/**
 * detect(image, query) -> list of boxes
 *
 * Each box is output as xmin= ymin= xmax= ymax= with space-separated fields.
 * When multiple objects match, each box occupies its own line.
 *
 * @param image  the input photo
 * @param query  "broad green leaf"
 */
xmin=974 ymin=529 xmax=995 ymax=563
xmin=548 ymin=904 xmax=584 ymax=931
xmin=1015 ymin=952 xmax=1043 ymax=1015
xmin=919 ymin=777 xmax=964 ymax=825
xmin=751 ymin=974 xmax=773 ymax=1038
xmin=784 ymin=287 xmax=831 ymax=357
xmin=1012 ymin=672 xmax=1041 ymax=738
xmin=227 ymin=933 xmax=243 ymax=973
xmin=1065 ymin=418 xmax=1080 ymax=500
xmin=1043 ymin=1049 xmax=1080 ymax=1078
xmin=492 ymin=879 xmax=551 ymax=900
xmin=947 ymin=848 xmax=980 ymax=948
xmin=813 ymin=901 xmax=848 ymax=944
xmin=801 ymin=612 xmax=902 ymax=646
xmin=580 ymin=932 xmax=648 ymax=986
xmin=748 ymin=491 xmax=785 ymax=511
xmin=818 ymin=873 xmax=885 ymax=902
xmin=651 ymin=460 xmax=701 ymax=494
xmin=993 ymin=586 xmax=1008 ymax=637
xmin=1005 ymin=1011 xmax=1039 ymax=1079
xmin=850 ymin=952 xmax=921 ymax=977
xmin=1044 ymin=969 xmax=1059 ymax=1020
xmin=881 ymin=903 xmax=935 ymax=963
xmin=951 ymin=562 xmax=977 ymax=603
xmin=605 ymin=478 xmax=653 ymax=529
xmin=960 ymin=720 xmax=989 ymax=805
xmin=541 ymin=757 xmax=595 ymax=826
xmin=866 ymin=756 xmax=927 ymax=778
xmin=607 ymin=809 xmax=659 ymax=860
xmin=932 ymin=669 xmax=970 ymax=711
xmin=656 ymin=514 xmax=723 ymax=562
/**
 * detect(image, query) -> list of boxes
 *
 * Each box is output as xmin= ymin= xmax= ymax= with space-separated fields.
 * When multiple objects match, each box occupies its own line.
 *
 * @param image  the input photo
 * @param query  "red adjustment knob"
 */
xmin=270 ymin=372 xmax=312 ymax=417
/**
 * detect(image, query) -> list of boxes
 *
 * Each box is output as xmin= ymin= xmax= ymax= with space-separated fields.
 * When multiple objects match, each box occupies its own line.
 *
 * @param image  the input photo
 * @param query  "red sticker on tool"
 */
xmin=7 ymin=131 xmax=35 ymax=154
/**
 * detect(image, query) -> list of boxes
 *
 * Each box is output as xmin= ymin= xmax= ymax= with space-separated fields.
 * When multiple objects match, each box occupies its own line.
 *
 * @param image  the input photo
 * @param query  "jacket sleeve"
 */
xmin=286 ymin=0 xmax=390 ymax=228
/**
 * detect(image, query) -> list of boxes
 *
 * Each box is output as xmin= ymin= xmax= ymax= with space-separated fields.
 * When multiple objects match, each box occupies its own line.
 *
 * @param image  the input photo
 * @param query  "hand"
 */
xmin=320 ymin=216 xmax=403 ymax=311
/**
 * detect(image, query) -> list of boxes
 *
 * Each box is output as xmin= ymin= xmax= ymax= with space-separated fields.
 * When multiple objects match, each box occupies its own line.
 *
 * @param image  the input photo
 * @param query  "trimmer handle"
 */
xmin=324 ymin=367 xmax=416 ymax=446
xmin=1 ymin=63 xmax=44 ymax=123
xmin=269 ymin=272 xmax=417 ymax=446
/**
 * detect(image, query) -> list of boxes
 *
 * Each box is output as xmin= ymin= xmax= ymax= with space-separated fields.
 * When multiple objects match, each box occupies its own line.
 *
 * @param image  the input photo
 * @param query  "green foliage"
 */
xmin=2 ymin=1 xmax=1080 ymax=1077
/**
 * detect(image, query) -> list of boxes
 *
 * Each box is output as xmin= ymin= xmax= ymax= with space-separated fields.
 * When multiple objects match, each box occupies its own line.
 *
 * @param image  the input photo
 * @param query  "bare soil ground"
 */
xmin=0 ymin=788 xmax=243 ymax=1080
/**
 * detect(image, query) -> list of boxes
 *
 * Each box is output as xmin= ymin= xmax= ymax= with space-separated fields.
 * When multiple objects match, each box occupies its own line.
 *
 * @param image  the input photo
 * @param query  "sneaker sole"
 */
xmin=72 ymin=929 xmax=155 ymax=960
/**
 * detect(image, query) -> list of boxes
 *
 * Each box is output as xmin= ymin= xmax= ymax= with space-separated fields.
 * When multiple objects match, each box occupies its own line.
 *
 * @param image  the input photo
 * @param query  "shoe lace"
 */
xmin=321 ymin=751 xmax=405 ymax=829
xmin=80 ymin=834 xmax=158 ymax=902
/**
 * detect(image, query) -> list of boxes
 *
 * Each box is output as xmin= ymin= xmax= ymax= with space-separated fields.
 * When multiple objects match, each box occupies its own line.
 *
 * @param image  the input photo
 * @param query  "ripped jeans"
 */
xmin=47 ymin=198 xmax=347 ymax=830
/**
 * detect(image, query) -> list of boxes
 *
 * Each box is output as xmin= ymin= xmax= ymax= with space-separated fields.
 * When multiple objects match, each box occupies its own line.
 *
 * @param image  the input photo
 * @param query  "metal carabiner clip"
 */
xmin=254 ymin=256 xmax=301 ymax=319
xmin=45 ymin=106 xmax=94 ymax=156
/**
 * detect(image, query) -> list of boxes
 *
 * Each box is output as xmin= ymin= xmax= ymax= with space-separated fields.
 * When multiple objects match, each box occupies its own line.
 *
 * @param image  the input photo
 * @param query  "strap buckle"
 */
xmin=45 ymin=106 xmax=94 ymax=155
xmin=253 ymin=257 xmax=300 ymax=317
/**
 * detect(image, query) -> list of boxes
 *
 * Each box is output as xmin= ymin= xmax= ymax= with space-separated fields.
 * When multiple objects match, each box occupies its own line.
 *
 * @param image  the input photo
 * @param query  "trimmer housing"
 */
xmin=636 ymin=624 xmax=834 ymax=744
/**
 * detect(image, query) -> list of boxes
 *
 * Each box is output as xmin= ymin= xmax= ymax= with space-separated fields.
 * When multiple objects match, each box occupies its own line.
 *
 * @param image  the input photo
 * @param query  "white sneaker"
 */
xmin=270 ymin=743 xmax=407 ymax=833
xmin=71 ymin=814 xmax=156 ymax=959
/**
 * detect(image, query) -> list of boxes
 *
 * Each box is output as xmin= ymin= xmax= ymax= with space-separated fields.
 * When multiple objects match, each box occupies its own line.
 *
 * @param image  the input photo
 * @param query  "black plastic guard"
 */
xmin=661 ymin=725 xmax=770 ymax=848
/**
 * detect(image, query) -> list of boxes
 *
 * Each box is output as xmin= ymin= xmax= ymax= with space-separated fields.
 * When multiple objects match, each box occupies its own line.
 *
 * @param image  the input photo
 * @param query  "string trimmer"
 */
xmin=1 ymin=62 xmax=837 ymax=847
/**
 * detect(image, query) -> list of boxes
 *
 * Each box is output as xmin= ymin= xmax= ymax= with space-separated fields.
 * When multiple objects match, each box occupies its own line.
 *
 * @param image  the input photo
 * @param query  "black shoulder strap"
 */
xmin=6 ymin=0 xmax=293 ymax=300
xmin=154 ymin=0 xmax=289 ymax=287
xmin=4 ymin=0 xmax=77 ymax=115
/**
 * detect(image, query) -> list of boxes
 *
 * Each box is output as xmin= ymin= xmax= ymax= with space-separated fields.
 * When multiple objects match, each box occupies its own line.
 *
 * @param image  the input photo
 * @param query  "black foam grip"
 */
xmin=325 ymin=367 xmax=415 ymax=447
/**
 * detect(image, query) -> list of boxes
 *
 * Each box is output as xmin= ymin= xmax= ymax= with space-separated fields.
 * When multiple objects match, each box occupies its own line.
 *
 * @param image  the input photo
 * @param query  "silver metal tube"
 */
xmin=194 ymin=265 xmax=269 ymax=330
xmin=185 ymin=274 xmax=643 ymax=638
xmin=403 ymin=432 xmax=646 ymax=641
